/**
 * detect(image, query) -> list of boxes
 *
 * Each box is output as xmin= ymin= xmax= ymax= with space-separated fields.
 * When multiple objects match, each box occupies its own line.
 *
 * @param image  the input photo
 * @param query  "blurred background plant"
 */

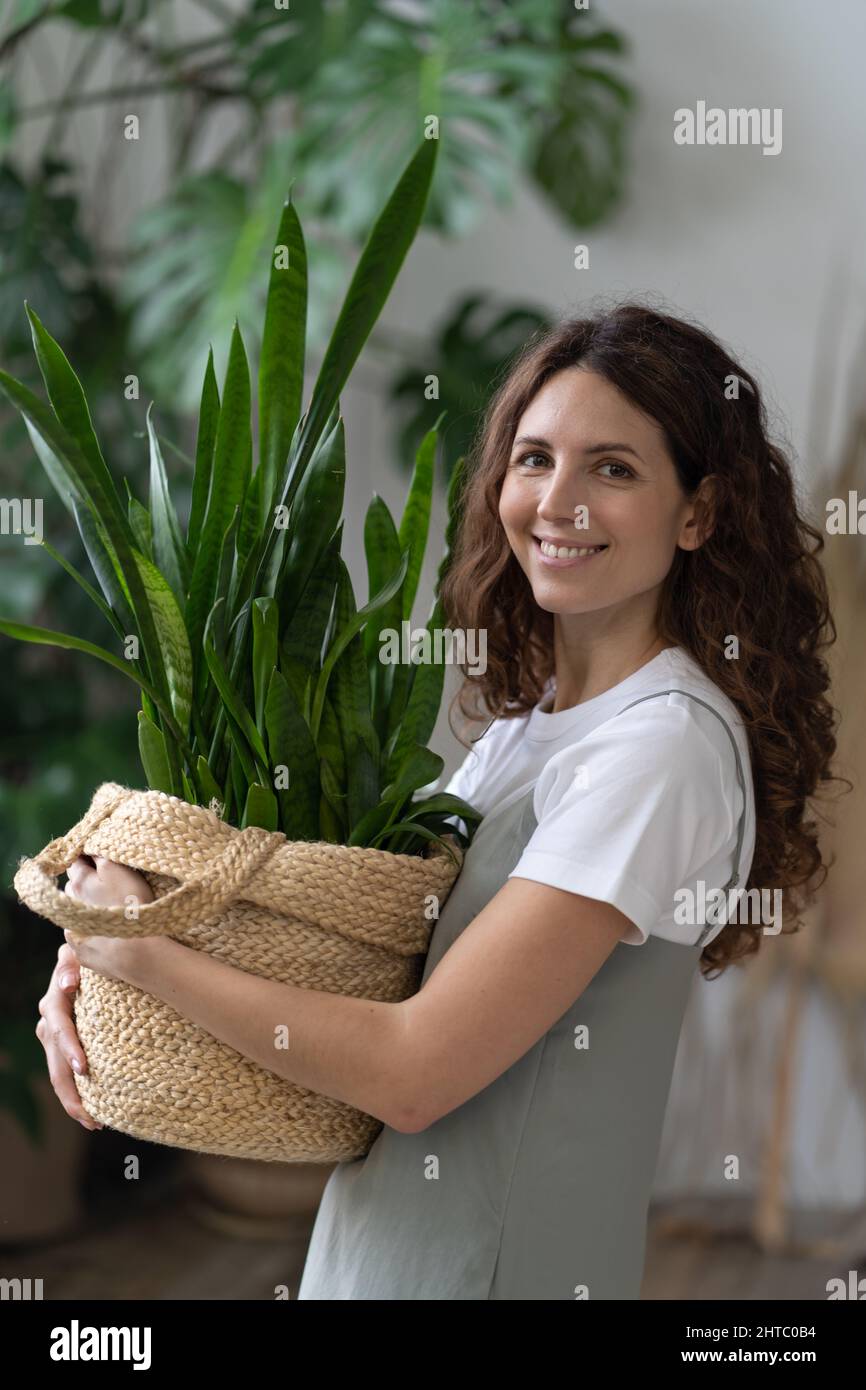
xmin=0 ymin=0 xmax=632 ymax=417
xmin=0 ymin=0 xmax=634 ymax=1142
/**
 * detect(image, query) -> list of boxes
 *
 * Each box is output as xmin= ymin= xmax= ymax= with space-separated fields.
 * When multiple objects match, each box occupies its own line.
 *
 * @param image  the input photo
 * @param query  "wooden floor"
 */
xmin=4 ymin=1148 xmax=861 ymax=1301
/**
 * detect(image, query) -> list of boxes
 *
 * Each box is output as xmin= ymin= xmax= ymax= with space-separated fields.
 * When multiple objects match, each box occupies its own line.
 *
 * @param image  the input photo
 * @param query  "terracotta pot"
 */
xmin=0 ymin=1073 xmax=89 ymax=1244
xmin=183 ymin=1152 xmax=334 ymax=1241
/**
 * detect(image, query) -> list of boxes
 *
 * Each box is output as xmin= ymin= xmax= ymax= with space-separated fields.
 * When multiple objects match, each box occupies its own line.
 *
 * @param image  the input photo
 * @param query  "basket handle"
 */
xmin=13 ymin=783 xmax=284 ymax=938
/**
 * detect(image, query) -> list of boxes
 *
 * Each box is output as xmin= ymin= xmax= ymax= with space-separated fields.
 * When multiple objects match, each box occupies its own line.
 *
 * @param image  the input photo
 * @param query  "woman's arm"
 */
xmin=128 ymin=937 xmax=412 ymax=1131
xmin=397 ymin=876 xmax=630 ymax=1129
xmin=127 ymin=876 xmax=630 ymax=1134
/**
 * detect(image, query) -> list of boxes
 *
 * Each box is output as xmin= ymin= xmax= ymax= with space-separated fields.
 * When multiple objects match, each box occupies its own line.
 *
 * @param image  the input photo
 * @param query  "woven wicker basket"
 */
xmin=14 ymin=782 xmax=463 ymax=1164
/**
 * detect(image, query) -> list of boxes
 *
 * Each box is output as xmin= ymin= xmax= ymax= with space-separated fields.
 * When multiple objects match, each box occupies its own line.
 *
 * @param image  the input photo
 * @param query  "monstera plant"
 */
xmin=0 ymin=135 xmax=481 ymax=864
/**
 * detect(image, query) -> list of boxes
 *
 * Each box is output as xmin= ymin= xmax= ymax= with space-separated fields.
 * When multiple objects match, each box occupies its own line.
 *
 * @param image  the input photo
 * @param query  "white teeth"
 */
xmin=539 ymin=540 xmax=605 ymax=558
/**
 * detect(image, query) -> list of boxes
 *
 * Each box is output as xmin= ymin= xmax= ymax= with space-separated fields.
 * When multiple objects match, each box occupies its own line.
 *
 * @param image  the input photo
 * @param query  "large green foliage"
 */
xmin=0 ymin=137 xmax=481 ymax=862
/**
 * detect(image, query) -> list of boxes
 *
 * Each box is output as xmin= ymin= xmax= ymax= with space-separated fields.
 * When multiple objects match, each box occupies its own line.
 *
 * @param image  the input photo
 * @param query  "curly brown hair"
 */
xmin=439 ymin=301 xmax=846 ymax=977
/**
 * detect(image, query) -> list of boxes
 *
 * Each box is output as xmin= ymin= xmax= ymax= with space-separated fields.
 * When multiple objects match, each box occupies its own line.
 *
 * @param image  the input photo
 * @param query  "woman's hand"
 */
xmin=60 ymin=853 xmax=157 ymax=982
xmin=36 ymin=942 xmax=102 ymax=1131
xmin=36 ymin=856 xmax=158 ymax=1132
xmin=64 ymin=854 xmax=155 ymax=911
xmin=61 ymin=854 xmax=157 ymax=984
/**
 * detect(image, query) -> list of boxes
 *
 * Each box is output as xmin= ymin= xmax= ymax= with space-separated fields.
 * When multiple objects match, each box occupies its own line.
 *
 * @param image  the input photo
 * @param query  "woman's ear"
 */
xmin=678 ymin=474 xmax=718 ymax=551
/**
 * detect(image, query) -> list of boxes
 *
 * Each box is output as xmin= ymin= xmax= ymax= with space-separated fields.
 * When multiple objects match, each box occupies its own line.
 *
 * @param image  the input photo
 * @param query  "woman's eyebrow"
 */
xmin=512 ymin=434 xmax=644 ymax=461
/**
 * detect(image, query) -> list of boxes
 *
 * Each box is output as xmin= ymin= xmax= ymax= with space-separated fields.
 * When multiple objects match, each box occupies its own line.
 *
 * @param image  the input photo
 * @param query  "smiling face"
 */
xmin=498 ymin=367 xmax=709 ymax=633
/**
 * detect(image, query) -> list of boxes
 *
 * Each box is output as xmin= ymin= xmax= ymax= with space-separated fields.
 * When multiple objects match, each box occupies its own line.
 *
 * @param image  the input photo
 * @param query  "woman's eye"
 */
xmin=598 ymin=460 xmax=634 ymax=480
xmin=516 ymin=452 xmax=550 ymax=468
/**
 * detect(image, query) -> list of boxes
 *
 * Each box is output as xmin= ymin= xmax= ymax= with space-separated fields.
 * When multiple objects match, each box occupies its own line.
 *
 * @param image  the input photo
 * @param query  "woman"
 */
xmin=37 ymin=303 xmax=841 ymax=1300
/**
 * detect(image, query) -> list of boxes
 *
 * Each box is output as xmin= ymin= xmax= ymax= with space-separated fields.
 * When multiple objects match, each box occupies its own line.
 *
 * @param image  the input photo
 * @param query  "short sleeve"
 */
xmin=508 ymin=701 xmax=736 ymax=945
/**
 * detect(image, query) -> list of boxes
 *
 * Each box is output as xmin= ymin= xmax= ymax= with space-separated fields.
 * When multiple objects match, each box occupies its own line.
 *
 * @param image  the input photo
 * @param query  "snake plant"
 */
xmin=0 ymin=137 xmax=481 ymax=863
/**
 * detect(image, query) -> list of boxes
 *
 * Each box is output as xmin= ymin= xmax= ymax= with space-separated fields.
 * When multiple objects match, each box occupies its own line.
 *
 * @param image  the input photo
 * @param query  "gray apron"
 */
xmin=296 ymin=690 xmax=748 ymax=1300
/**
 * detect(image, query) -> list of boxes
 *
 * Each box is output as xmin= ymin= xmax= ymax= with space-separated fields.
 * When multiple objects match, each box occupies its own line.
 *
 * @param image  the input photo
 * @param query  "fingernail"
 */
xmin=60 ymin=972 xmax=76 ymax=988
xmin=71 ymin=1057 xmax=83 ymax=1074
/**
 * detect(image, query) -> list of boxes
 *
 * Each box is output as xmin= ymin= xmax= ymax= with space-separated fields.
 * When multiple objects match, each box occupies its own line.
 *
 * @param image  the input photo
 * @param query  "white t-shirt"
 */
xmin=436 ymin=645 xmax=756 ymax=949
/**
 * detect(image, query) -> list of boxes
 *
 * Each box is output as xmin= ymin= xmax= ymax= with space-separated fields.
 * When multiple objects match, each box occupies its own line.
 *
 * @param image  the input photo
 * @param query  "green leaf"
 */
xmin=186 ymin=321 xmax=252 ymax=669
xmin=400 ymin=791 xmax=483 ymax=826
xmin=187 ymin=346 xmax=220 ymax=558
xmin=318 ymin=792 xmax=343 ymax=844
xmin=241 ymin=782 xmax=279 ymax=832
xmin=24 ymin=302 xmax=125 ymax=526
xmin=137 ymin=709 xmax=176 ymax=795
xmin=251 ymin=596 xmax=278 ymax=733
xmin=300 ymin=137 xmax=438 ymax=466
xmin=72 ymin=498 xmax=135 ymax=635
xmin=146 ymin=400 xmax=190 ymax=604
xmin=258 ymin=197 xmax=307 ymax=528
xmin=203 ymin=599 xmax=269 ymax=780
xmin=326 ymin=560 xmax=380 ymax=829
xmin=368 ymin=820 xmax=461 ymax=866
xmin=398 ymin=421 xmax=438 ymax=621
xmin=227 ymin=740 xmax=248 ymax=817
xmin=315 ymin=688 xmax=345 ymax=787
xmin=386 ymin=593 xmax=447 ymax=779
xmin=224 ymin=139 xmax=440 ymax=699
xmin=275 ymin=412 xmax=345 ymax=632
xmin=125 ymin=482 xmax=154 ymax=560
xmin=319 ymin=756 xmax=348 ymax=838
xmin=208 ymin=505 xmax=240 ymax=660
xmin=280 ymin=526 xmax=342 ymax=660
xmin=264 ymin=669 xmax=320 ymax=840
xmin=196 ymin=754 xmax=223 ymax=807
xmin=436 ymin=452 xmax=467 ymax=593
xmin=234 ymin=464 xmax=263 ymax=584
xmin=363 ymin=495 xmax=403 ymax=744
xmin=343 ymin=733 xmax=379 ymax=833
xmin=133 ymin=549 xmax=193 ymax=738
xmin=38 ymin=537 xmax=124 ymax=640
xmin=0 ymin=362 xmax=171 ymax=703
xmin=310 ymin=545 xmax=409 ymax=742
xmin=381 ymin=744 xmax=445 ymax=808
xmin=346 ymin=797 xmax=403 ymax=848
xmin=531 ymin=19 xmax=634 ymax=229
xmin=21 ymin=414 xmax=83 ymax=518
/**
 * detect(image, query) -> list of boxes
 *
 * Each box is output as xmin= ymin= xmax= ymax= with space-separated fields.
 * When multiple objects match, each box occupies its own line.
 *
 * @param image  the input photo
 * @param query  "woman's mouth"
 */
xmin=533 ymin=537 xmax=609 ymax=568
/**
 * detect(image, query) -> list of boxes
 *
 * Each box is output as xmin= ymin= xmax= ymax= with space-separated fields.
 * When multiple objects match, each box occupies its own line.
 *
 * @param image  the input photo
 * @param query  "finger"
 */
xmin=66 ymin=857 xmax=93 ymax=889
xmin=58 ymin=964 xmax=80 ymax=991
xmin=44 ymin=960 xmax=83 ymax=1034
xmin=57 ymin=941 xmax=80 ymax=967
xmin=36 ymin=996 xmax=92 ymax=1091
xmin=38 ymin=994 xmax=88 ymax=1076
xmin=42 ymin=1042 xmax=100 ymax=1129
xmin=54 ymin=943 xmax=81 ymax=989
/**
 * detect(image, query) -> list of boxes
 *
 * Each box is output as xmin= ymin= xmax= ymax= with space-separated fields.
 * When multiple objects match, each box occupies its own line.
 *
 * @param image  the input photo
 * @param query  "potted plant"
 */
xmin=2 ymin=135 xmax=481 ymax=1168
